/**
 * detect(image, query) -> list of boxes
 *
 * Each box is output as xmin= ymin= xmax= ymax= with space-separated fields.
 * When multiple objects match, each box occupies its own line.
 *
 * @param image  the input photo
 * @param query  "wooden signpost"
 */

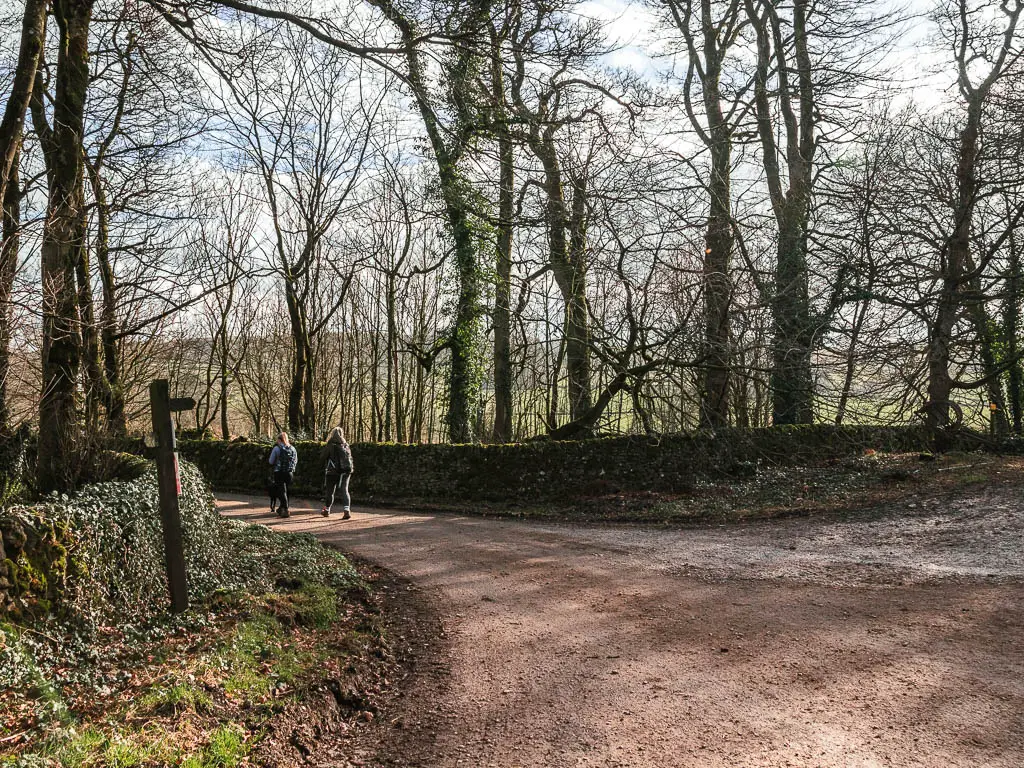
xmin=149 ymin=379 xmax=195 ymax=614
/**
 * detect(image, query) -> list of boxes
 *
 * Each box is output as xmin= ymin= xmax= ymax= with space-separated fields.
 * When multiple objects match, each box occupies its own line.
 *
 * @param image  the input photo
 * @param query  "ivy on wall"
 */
xmin=1 ymin=458 xmax=226 ymax=624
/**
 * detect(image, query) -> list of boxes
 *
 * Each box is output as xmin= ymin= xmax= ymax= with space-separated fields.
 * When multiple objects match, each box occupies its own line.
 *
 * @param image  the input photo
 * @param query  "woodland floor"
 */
xmin=216 ymin=461 xmax=1024 ymax=768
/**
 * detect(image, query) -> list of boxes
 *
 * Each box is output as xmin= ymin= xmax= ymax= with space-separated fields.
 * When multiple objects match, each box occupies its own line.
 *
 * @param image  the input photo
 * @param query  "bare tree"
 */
xmin=216 ymin=25 xmax=380 ymax=435
xmin=662 ymin=0 xmax=752 ymax=428
xmin=0 ymin=1 xmax=47 ymax=434
xmin=923 ymin=0 xmax=1024 ymax=428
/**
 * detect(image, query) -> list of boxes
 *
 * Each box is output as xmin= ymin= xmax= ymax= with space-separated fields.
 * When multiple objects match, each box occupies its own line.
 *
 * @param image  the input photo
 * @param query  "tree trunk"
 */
xmin=302 ymin=342 xmax=315 ymax=434
xmin=535 ymin=139 xmax=592 ymax=428
xmin=964 ymin=249 xmax=1009 ymax=434
xmin=0 ymin=0 xmax=47 ymax=203
xmin=667 ymin=0 xmax=744 ymax=427
xmin=967 ymin=297 xmax=1010 ymax=434
xmin=388 ymin=272 xmax=407 ymax=443
xmin=548 ymin=361 xmax=660 ymax=440
xmin=85 ymin=141 xmax=127 ymax=435
xmin=566 ymin=172 xmax=592 ymax=424
xmin=220 ymin=326 xmax=230 ymax=440
xmin=385 ymin=271 xmax=396 ymax=441
xmin=732 ymin=351 xmax=751 ymax=429
xmin=771 ymin=207 xmax=815 ymax=424
xmin=748 ymin=0 xmax=816 ymax=425
xmin=369 ymin=0 xmax=487 ymax=444
xmin=445 ymin=199 xmax=486 ymax=443
xmin=491 ymin=29 xmax=514 ymax=443
xmin=285 ymin=283 xmax=315 ymax=435
xmin=835 ymin=297 xmax=870 ymax=425
xmin=547 ymin=324 xmax=564 ymax=431
xmin=925 ymin=103 xmax=980 ymax=428
xmin=76 ymin=229 xmax=102 ymax=433
xmin=1006 ymin=226 xmax=1022 ymax=433
xmin=0 ymin=0 xmax=47 ymax=435
xmin=700 ymin=116 xmax=733 ymax=428
xmin=0 ymin=149 xmax=19 ymax=434
xmin=37 ymin=0 xmax=95 ymax=493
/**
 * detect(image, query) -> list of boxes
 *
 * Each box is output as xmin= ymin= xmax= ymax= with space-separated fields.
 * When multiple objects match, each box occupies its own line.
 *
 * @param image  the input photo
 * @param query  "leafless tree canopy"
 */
xmin=2 ymin=0 xmax=1024 ymax=486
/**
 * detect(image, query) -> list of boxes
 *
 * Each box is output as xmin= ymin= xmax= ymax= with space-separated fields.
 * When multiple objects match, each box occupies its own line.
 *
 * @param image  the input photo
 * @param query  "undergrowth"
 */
xmin=0 ymin=515 xmax=381 ymax=768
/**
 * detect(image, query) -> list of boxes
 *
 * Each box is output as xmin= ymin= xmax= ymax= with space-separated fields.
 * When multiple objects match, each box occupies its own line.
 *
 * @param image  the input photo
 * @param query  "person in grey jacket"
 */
xmin=320 ymin=426 xmax=353 ymax=519
xmin=268 ymin=433 xmax=298 ymax=518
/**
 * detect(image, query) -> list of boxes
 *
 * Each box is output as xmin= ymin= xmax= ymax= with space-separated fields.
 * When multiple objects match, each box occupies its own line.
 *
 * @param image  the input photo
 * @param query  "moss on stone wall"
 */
xmin=153 ymin=425 xmax=939 ymax=505
xmin=0 ymin=511 xmax=79 ymax=621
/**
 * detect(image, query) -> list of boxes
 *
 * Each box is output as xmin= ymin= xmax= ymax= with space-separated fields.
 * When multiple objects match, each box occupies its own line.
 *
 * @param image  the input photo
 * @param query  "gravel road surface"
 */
xmin=217 ymin=490 xmax=1024 ymax=767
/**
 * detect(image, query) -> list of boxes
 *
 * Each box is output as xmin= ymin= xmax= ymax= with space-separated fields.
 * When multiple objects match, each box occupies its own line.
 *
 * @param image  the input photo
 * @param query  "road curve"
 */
xmin=217 ymin=493 xmax=1024 ymax=768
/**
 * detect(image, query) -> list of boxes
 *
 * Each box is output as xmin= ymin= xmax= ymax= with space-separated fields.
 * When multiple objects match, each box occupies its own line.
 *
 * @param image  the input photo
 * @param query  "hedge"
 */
xmin=0 ymin=458 xmax=227 ymax=623
xmin=116 ymin=425 xmax=941 ymax=505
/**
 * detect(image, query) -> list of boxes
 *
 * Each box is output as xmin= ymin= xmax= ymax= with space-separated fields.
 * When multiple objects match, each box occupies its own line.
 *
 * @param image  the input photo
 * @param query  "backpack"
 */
xmin=325 ymin=442 xmax=352 ymax=475
xmin=275 ymin=444 xmax=297 ymax=474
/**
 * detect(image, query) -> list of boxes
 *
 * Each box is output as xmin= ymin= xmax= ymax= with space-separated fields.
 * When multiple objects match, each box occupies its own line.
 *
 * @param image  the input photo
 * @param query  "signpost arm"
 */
xmin=150 ymin=379 xmax=189 ymax=613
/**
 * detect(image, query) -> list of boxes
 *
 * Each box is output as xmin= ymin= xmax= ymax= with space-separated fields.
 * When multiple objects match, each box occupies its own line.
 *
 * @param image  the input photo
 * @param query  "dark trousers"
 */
xmin=274 ymin=470 xmax=291 ymax=513
xmin=324 ymin=472 xmax=351 ymax=512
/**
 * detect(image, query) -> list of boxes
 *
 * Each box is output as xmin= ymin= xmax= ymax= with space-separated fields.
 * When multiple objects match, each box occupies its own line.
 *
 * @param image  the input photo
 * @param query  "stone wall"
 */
xmin=165 ymin=425 xmax=937 ymax=505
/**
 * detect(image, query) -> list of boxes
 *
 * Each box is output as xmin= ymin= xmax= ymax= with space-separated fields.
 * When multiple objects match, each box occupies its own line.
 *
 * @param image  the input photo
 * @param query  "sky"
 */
xmin=575 ymin=0 xmax=963 ymax=111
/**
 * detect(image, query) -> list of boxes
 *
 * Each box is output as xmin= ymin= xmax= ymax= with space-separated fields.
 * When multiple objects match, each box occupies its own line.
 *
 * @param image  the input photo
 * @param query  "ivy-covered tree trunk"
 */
xmin=37 ymin=0 xmax=96 ymax=493
xmin=369 ymin=0 xmax=489 ymax=444
xmin=969 ymin=299 xmax=1010 ymax=435
xmin=443 ymin=186 xmax=486 ymax=444
xmin=492 ymin=147 xmax=514 ymax=442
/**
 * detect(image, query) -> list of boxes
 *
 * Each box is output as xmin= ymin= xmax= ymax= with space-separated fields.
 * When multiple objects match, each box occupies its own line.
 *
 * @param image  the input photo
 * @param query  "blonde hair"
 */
xmin=326 ymin=426 xmax=346 ymax=444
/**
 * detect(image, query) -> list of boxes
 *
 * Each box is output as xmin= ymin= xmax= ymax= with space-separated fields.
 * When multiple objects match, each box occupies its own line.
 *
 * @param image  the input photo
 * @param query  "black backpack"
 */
xmin=276 ymin=444 xmax=297 ymax=473
xmin=325 ymin=442 xmax=352 ymax=474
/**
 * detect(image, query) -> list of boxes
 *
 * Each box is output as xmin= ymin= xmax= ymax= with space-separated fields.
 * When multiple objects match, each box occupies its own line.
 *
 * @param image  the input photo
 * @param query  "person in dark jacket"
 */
xmin=320 ymin=426 xmax=353 ymax=519
xmin=268 ymin=433 xmax=298 ymax=518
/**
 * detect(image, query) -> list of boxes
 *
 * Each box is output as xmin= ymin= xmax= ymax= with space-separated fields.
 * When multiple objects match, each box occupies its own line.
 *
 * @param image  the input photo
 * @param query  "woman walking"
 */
xmin=320 ymin=427 xmax=353 ymax=519
xmin=268 ymin=432 xmax=298 ymax=518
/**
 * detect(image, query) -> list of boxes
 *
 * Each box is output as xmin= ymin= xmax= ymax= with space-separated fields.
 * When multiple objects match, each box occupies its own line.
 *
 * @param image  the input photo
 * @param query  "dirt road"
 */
xmin=216 ymin=491 xmax=1024 ymax=767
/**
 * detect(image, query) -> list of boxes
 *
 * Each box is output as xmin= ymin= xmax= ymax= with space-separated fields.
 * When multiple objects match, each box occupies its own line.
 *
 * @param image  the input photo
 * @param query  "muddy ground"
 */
xmin=217 ymin=483 xmax=1023 ymax=768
